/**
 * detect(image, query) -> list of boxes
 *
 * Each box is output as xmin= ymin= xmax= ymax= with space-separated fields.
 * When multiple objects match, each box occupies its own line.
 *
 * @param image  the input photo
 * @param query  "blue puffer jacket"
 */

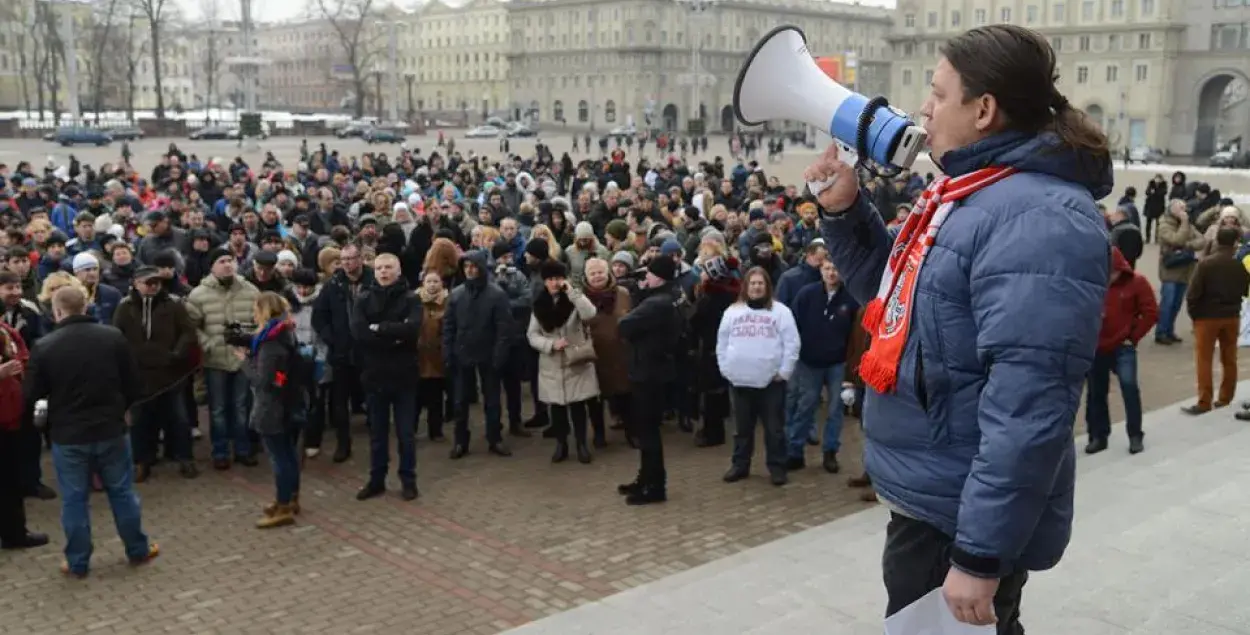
xmin=821 ymin=131 xmax=1112 ymax=575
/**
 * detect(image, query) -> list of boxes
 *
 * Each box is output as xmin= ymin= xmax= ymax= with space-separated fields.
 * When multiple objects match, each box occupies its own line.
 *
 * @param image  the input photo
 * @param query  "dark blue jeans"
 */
xmin=454 ymin=364 xmax=502 ymax=446
xmin=786 ymin=361 xmax=847 ymax=457
xmin=1086 ymin=345 xmax=1142 ymax=441
xmin=367 ymin=386 xmax=417 ymax=488
xmin=1156 ymin=281 xmax=1186 ymax=340
xmin=205 ymin=369 xmax=252 ymax=461
xmin=730 ymin=381 xmax=788 ymax=474
xmin=52 ymin=435 xmax=151 ymax=575
xmin=131 ymin=389 xmax=192 ymax=465
xmin=262 ymin=432 xmax=301 ymax=504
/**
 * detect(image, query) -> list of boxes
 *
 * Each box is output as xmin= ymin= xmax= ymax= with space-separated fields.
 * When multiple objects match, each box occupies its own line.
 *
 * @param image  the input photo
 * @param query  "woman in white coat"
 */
xmin=528 ymin=260 xmax=601 ymax=464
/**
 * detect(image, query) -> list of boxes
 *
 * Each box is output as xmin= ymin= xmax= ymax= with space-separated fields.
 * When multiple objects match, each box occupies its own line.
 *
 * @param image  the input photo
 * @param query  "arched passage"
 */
xmin=553 ymin=100 xmax=565 ymax=122
xmin=1085 ymin=104 xmax=1105 ymax=133
xmin=720 ymin=105 xmax=734 ymax=133
xmin=662 ymin=103 xmax=679 ymax=131
xmin=1195 ymin=72 xmax=1249 ymax=156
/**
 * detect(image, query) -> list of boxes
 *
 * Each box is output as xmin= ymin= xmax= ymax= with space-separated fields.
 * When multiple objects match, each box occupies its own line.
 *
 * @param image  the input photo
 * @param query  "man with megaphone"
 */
xmin=803 ymin=25 xmax=1113 ymax=632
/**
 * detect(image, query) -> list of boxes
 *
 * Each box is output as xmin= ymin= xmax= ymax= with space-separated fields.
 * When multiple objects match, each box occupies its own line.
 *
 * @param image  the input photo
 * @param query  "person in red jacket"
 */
xmin=1086 ymin=247 xmax=1159 ymax=456
xmin=0 ymin=313 xmax=48 ymax=550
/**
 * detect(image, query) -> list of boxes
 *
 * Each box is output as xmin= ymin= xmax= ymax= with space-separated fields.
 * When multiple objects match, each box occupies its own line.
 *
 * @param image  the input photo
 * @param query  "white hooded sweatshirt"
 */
xmin=716 ymin=301 xmax=801 ymax=389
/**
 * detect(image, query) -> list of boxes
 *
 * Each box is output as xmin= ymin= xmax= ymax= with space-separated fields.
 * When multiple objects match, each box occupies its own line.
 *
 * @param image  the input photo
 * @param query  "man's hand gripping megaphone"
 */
xmin=803 ymin=143 xmax=861 ymax=215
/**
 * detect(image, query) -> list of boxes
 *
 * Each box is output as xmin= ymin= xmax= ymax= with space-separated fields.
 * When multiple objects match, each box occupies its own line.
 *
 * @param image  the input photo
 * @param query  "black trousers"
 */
xmin=500 ymin=347 xmax=525 ymax=427
xmin=302 ymin=384 xmax=334 ymax=449
xmin=0 ymin=428 xmax=29 ymax=542
xmin=550 ymin=400 xmax=589 ymax=442
xmin=883 ymin=512 xmax=1028 ymax=634
xmin=415 ymin=377 xmax=448 ymax=439
xmin=325 ymin=364 xmax=360 ymax=450
xmin=587 ymin=394 xmax=627 ymax=440
xmin=630 ymin=381 xmax=666 ymax=488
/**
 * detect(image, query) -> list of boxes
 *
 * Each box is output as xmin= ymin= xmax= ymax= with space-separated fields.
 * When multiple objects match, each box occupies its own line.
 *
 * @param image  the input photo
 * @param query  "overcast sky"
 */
xmin=179 ymin=0 xmax=894 ymax=25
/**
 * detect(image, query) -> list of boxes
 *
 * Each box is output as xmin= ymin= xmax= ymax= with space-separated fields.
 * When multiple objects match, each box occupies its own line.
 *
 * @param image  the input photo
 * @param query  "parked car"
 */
xmin=609 ymin=125 xmax=637 ymax=136
xmin=189 ymin=125 xmax=235 ymax=140
xmin=486 ymin=116 xmax=510 ymax=128
xmin=364 ymin=128 xmax=406 ymax=144
xmin=49 ymin=127 xmax=113 ymax=146
xmin=465 ymin=125 xmax=503 ymax=138
xmin=108 ymin=126 xmax=144 ymax=141
xmin=1128 ymin=146 xmax=1163 ymax=163
xmin=505 ymin=122 xmax=536 ymax=138
xmin=336 ymin=122 xmax=373 ymax=138
xmin=1209 ymin=150 xmax=1250 ymax=168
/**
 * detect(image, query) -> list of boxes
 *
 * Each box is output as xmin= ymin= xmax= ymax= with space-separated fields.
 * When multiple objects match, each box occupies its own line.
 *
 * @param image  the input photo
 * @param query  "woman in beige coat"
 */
xmin=528 ymin=260 xmax=600 ymax=464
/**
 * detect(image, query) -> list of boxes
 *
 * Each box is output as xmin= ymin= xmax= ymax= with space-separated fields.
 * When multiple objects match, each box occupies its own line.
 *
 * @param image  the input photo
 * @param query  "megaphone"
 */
xmin=733 ymin=25 xmax=927 ymax=173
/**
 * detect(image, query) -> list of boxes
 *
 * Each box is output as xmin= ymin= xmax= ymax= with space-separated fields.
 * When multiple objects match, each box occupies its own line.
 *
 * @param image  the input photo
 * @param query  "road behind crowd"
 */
xmin=1 ymin=134 xmax=1247 ymax=635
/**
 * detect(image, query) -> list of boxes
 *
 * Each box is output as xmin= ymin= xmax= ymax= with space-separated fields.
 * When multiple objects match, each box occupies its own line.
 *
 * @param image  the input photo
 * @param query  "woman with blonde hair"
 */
xmin=582 ymin=257 xmax=631 ymax=447
xmin=422 ymin=237 xmax=462 ymax=289
xmin=529 ymin=224 xmax=564 ymax=262
xmin=38 ymin=272 xmax=89 ymax=330
xmin=236 ymin=291 xmax=303 ymax=529
xmin=316 ymin=246 xmax=341 ymax=283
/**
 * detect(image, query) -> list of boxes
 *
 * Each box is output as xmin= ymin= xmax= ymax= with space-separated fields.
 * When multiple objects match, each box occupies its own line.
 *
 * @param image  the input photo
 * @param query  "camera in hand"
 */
xmin=224 ymin=322 xmax=257 ymax=348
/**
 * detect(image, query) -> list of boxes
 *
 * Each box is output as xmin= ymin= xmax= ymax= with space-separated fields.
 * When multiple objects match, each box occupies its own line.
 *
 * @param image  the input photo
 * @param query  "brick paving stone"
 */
xmin=1 ymin=141 xmax=1243 ymax=634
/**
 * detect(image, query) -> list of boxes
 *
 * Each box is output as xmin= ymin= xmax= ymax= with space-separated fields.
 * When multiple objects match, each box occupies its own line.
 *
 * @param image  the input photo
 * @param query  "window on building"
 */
xmin=1141 ymin=0 xmax=1155 ymax=12
xmin=1053 ymin=3 xmax=1066 ymax=21
xmin=1001 ymin=6 xmax=1013 ymax=21
xmin=902 ymin=42 xmax=914 ymax=56
xmin=905 ymin=13 xmax=915 ymax=27
xmin=902 ymin=68 xmax=912 ymax=85
xmin=974 ymin=8 xmax=987 ymax=23
xmin=1110 ymin=0 xmax=1124 ymax=16
xmin=1212 ymin=23 xmax=1248 ymax=49
xmin=927 ymin=11 xmax=937 ymax=27
xmin=926 ymin=41 xmax=937 ymax=55
xmin=1080 ymin=35 xmax=1091 ymax=50
xmin=951 ymin=10 xmax=961 ymax=26
xmin=1027 ymin=5 xmax=1039 ymax=22
xmin=1109 ymin=33 xmax=1119 ymax=49
xmin=1139 ymin=32 xmax=1151 ymax=48
xmin=1051 ymin=36 xmax=1064 ymax=51
xmin=924 ymin=68 xmax=933 ymax=85
xmin=1077 ymin=65 xmax=1089 ymax=83
xmin=605 ymin=100 xmax=616 ymax=123
xmin=1106 ymin=64 xmax=1118 ymax=82
xmin=1082 ymin=0 xmax=1094 ymax=19
xmin=1135 ymin=63 xmax=1148 ymax=81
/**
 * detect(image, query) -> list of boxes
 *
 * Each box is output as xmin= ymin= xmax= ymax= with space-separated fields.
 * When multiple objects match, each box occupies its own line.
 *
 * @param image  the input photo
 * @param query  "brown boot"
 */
xmin=847 ymin=473 xmax=872 ymax=488
xmin=859 ymin=490 xmax=879 ymax=503
xmin=263 ymin=494 xmax=300 ymax=517
xmin=257 ymin=504 xmax=296 ymax=529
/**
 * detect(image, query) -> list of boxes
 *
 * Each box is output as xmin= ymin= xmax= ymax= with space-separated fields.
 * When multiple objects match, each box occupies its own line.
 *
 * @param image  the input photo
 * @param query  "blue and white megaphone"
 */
xmin=733 ymin=25 xmax=927 ymax=178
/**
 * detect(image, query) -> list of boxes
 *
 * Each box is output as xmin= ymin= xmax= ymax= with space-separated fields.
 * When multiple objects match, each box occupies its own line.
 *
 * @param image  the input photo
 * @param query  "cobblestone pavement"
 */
xmin=1 ymin=137 xmax=1248 ymax=633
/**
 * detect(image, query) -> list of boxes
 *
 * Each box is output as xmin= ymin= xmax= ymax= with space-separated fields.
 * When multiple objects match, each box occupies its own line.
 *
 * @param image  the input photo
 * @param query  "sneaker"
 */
xmin=304 ymin=448 xmax=320 ymax=459
xmin=356 ymin=482 xmax=385 ymax=501
xmin=191 ymin=427 xmax=203 ymax=440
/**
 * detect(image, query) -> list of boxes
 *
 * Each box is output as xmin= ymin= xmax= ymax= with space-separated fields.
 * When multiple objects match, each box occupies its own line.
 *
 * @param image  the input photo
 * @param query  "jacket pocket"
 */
xmin=920 ymin=301 xmax=953 ymax=446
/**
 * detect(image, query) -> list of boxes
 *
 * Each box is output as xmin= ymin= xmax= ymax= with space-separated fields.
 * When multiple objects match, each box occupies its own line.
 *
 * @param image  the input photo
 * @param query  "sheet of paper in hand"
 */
xmin=883 ymin=588 xmax=996 ymax=635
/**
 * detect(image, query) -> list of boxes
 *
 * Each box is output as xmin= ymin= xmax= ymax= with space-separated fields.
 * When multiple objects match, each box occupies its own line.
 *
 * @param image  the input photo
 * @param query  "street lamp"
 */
xmin=482 ymin=92 xmax=489 ymax=122
xmin=405 ymin=73 xmax=416 ymax=122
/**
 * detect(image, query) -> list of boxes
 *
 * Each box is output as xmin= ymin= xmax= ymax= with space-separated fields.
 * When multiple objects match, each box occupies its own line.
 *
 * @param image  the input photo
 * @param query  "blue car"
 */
xmin=48 ymin=127 xmax=113 ymax=147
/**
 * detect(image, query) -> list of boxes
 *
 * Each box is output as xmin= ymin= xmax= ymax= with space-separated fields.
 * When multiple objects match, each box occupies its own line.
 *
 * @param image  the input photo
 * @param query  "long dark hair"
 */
xmin=738 ymin=266 xmax=774 ymax=309
xmin=941 ymin=25 xmax=1109 ymax=162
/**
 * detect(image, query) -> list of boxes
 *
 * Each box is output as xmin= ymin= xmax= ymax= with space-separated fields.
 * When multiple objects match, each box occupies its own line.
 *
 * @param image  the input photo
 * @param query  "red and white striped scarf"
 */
xmin=859 ymin=166 xmax=1017 ymax=394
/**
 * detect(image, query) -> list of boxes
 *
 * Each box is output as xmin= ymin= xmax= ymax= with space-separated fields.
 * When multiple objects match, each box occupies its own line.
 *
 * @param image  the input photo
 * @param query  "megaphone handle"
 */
xmin=806 ymin=175 xmax=840 ymax=197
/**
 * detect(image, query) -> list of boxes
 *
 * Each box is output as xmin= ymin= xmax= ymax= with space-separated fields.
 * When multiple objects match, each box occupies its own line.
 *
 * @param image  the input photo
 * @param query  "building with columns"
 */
xmin=505 ymin=0 xmax=892 ymax=134
xmin=888 ymin=0 xmax=1250 ymax=155
xmin=398 ymin=0 xmax=511 ymax=120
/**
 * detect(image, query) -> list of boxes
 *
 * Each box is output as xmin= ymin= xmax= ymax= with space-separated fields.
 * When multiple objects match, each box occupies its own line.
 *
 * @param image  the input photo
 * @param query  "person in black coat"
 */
xmin=311 ymin=242 xmax=374 ymax=463
xmin=351 ymin=253 xmax=422 ymax=502
xmin=1143 ymin=174 xmax=1168 ymax=243
xmin=690 ymin=256 xmax=740 ymax=448
xmin=615 ymin=256 xmax=683 ymax=506
xmin=22 ymin=285 xmax=158 ymax=577
xmin=443 ymin=249 xmax=513 ymax=459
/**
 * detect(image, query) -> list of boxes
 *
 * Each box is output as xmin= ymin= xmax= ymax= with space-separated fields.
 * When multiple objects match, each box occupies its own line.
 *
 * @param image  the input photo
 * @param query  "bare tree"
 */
xmin=132 ymin=0 xmax=173 ymax=119
xmin=83 ymin=0 xmax=123 ymax=122
xmin=310 ymin=0 xmax=378 ymax=119
xmin=121 ymin=6 xmax=148 ymax=122
xmin=198 ymin=0 xmax=225 ymax=115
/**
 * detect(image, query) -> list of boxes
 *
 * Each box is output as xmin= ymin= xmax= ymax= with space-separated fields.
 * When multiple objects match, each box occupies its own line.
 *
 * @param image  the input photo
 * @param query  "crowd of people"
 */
xmin=0 ymin=123 xmax=894 ymax=572
xmin=5 ymin=22 xmax=1250 ymax=634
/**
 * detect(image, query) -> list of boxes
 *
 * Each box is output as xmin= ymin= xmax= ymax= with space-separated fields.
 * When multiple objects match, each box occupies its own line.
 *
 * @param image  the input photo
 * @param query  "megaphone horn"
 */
xmin=733 ymin=25 xmax=927 ymax=171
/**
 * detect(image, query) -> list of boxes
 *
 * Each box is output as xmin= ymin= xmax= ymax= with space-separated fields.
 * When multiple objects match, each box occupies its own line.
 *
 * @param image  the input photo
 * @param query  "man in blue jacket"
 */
xmin=804 ymin=25 xmax=1111 ymax=631
xmin=785 ymin=260 xmax=857 ymax=474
